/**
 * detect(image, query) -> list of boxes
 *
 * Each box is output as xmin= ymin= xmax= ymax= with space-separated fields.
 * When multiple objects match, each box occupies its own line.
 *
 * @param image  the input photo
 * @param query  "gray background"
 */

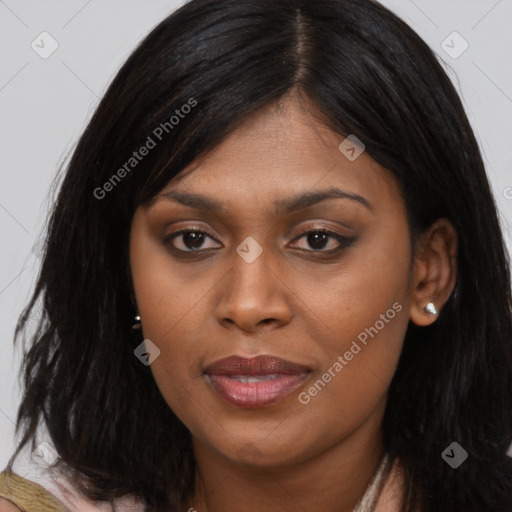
xmin=1 ymin=0 xmax=511 ymax=469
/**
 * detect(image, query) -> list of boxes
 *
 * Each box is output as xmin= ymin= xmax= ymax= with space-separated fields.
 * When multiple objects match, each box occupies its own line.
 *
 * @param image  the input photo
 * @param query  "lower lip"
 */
xmin=205 ymin=373 xmax=310 ymax=408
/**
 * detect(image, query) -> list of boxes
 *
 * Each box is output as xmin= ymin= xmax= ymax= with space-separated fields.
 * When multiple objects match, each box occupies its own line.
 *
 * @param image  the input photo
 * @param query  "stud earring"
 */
xmin=132 ymin=315 xmax=141 ymax=329
xmin=423 ymin=302 xmax=438 ymax=316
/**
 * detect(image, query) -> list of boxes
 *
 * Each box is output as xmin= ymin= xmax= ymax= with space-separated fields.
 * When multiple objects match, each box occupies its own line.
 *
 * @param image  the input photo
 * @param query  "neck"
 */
xmin=186 ymin=398 xmax=386 ymax=512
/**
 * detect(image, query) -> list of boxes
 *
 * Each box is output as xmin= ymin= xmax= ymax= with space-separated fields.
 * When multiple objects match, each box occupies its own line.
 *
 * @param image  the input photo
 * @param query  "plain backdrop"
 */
xmin=1 ymin=0 xmax=512 ymax=470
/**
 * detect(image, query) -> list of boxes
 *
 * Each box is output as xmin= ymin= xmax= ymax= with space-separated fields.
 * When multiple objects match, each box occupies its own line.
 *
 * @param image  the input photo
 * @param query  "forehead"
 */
xmin=155 ymin=96 xmax=403 ymax=215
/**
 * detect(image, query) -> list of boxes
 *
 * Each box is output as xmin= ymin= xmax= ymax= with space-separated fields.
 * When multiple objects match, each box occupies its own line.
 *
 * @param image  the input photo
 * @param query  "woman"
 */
xmin=1 ymin=0 xmax=511 ymax=510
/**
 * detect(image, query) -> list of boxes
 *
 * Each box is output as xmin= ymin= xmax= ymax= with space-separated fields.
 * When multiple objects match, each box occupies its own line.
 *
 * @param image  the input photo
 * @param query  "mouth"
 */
xmin=204 ymin=355 xmax=311 ymax=408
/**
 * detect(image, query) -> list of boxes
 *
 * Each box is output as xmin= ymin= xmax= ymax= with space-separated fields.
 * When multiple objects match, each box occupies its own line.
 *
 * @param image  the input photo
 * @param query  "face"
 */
xmin=129 ymin=94 xmax=413 ymax=467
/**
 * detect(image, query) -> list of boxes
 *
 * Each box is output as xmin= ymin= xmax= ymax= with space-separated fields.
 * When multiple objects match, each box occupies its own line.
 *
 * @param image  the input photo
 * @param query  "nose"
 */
xmin=214 ymin=243 xmax=293 ymax=333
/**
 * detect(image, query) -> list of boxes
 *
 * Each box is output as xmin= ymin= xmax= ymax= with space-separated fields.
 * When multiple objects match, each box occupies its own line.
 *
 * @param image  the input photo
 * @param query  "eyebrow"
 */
xmin=156 ymin=187 xmax=373 ymax=214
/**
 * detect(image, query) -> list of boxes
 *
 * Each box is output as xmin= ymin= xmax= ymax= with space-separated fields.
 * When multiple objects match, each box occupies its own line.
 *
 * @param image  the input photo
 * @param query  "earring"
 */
xmin=423 ymin=302 xmax=438 ymax=316
xmin=131 ymin=315 xmax=141 ymax=330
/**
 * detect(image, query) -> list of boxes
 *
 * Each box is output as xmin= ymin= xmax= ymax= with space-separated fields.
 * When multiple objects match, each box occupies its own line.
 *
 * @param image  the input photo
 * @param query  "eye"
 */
xmin=289 ymin=228 xmax=355 ymax=253
xmin=164 ymin=228 xmax=221 ymax=252
xmin=164 ymin=227 xmax=355 ymax=255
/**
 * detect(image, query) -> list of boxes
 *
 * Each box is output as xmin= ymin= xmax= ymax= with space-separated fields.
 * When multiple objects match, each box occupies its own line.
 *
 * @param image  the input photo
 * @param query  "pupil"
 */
xmin=184 ymin=231 xmax=204 ymax=249
xmin=308 ymin=231 xmax=328 ymax=250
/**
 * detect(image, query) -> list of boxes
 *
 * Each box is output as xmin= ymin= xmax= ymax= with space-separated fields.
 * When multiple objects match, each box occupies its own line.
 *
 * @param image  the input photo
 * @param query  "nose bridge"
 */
xmin=231 ymin=235 xmax=273 ymax=299
xmin=215 ymin=235 xmax=292 ymax=330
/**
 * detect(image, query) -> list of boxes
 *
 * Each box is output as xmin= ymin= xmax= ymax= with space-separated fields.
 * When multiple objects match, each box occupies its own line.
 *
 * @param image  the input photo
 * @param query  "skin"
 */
xmin=0 ymin=499 xmax=21 ymax=512
xmin=129 ymin=91 xmax=458 ymax=512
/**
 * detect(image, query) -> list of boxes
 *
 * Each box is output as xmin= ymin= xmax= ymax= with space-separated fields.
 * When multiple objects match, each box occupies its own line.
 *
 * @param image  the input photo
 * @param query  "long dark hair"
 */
xmin=9 ymin=0 xmax=512 ymax=510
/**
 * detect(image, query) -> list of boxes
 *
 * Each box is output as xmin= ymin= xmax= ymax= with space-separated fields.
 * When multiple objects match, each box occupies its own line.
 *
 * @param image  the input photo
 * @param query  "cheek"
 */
xmin=132 ymin=269 xmax=213 ymax=407
xmin=296 ymin=217 xmax=411 ymax=356
xmin=293 ymin=222 xmax=411 ymax=413
xmin=129 ymin=219 xmax=203 ymax=411
xmin=293 ymin=295 xmax=408 ymax=448
xmin=130 ymin=220 xmax=217 ymax=347
xmin=136 ymin=294 xmax=209 ymax=420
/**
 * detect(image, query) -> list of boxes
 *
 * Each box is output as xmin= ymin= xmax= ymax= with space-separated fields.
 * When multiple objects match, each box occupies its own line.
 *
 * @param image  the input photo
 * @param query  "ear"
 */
xmin=409 ymin=218 xmax=458 ymax=326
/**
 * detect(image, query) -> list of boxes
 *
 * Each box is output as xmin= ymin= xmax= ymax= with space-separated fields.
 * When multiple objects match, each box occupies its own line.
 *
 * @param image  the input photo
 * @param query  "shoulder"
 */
xmin=0 ymin=470 xmax=68 ymax=511
xmin=3 ymin=432 xmax=144 ymax=511
xmin=0 ymin=468 xmax=146 ymax=512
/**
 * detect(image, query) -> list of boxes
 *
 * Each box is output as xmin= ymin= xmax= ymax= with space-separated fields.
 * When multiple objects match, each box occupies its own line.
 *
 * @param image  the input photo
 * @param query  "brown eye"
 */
xmin=290 ymin=229 xmax=355 ymax=252
xmin=164 ymin=229 xmax=221 ymax=252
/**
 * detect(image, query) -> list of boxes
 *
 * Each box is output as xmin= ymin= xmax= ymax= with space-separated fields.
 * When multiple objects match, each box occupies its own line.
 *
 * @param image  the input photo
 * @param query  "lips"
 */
xmin=204 ymin=355 xmax=311 ymax=408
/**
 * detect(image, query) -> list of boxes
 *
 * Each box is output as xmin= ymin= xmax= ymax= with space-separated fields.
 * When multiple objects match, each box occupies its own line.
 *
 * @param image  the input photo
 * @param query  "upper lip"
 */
xmin=204 ymin=355 xmax=311 ymax=376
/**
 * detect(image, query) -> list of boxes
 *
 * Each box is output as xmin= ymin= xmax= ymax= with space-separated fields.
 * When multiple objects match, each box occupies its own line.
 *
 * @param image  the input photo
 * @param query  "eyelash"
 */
xmin=163 ymin=227 xmax=356 ymax=256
